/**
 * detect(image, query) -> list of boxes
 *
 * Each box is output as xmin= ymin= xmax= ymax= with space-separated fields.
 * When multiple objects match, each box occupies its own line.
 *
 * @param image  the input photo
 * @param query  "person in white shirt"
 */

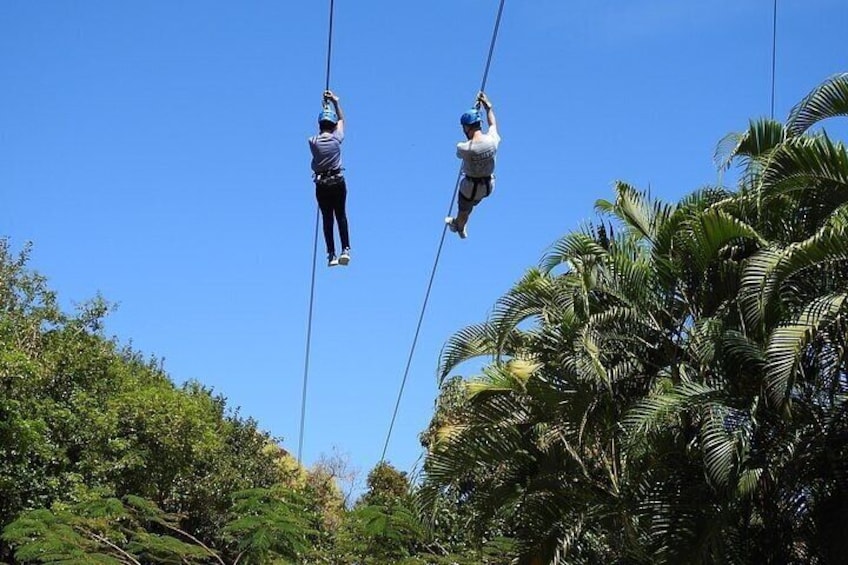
xmin=446 ymin=92 xmax=500 ymax=239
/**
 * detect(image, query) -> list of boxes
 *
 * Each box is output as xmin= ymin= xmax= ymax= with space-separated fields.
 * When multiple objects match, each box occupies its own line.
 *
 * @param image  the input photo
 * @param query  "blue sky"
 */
xmin=2 ymin=0 xmax=847 ymax=487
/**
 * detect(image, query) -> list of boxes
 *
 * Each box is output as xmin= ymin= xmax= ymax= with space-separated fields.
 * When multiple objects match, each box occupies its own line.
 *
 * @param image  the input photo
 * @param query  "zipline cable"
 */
xmin=298 ymin=212 xmax=319 ymax=464
xmin=479 ymin=0 xmax=507 ymax=94
xmin=298 ymin=0 xmax=336 ymax=465
xmin=379 ymin=168 xmax=462 ymax=464
xmin=770 ymin=0 xmax=778 ymax=119
xmin=380 ymin=0 xmax=508 ymax=463
xmin=325 ymin=0 xmax=335 ymax=91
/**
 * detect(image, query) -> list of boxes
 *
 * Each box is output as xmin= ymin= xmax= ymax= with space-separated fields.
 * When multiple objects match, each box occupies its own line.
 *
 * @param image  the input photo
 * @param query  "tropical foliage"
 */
xmin=0 ymin=239 xmax=479 ymax=563
xmin=3 ymin=72 xmax=847 ymax=564
xmin=419 ymin=72 xmax=848 ymax=564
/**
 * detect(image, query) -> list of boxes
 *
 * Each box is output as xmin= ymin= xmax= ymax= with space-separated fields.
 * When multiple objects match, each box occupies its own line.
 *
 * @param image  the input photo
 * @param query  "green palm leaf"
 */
xmin=787 ymin=72 xmax=848 ymax=136
xmin=678 ymin=208 xmax=766 ymax=273
xmin=763 ymin=292 xmax=847 ymax=407
xmin=541 ymin=229 xmax=608 ymax=274
xmin=437 ymin=323 xmax=501 ymax=383
xmin=715 ymin=118 xmax=786 ymax=172
xmin=759 ymin=134 xmax=848 ymax=194
xmin=624 ymin=381 xmax=720 ymax=439
xmin=595 ymin=181 xmax=674 ymax=244
xmin=700 ymin=405 xmax=746 ymax=489
xmin=740 ymin=220 xmax=848 ymax=328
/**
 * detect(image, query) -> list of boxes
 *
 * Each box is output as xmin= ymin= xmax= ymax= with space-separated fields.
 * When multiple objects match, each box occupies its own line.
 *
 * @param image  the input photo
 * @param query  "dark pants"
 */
xmin=315 ymin=179 xmax=350 ymax=256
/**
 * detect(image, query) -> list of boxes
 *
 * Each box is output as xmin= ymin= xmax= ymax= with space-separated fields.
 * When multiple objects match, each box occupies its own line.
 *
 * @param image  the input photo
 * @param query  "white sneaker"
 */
xmin=328 ymin=254 xmax=339 ymax=267
xmin=338 ymin=248 xmax=351 ymax=266
xmin=445 ymin=217 xmax=467 ymax=239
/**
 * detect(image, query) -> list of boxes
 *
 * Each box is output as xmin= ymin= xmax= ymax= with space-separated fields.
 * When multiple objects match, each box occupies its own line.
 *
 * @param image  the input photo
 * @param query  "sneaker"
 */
xmin=328 ymin=254 xmax=339 ymax=267
xmin=445 ymin=216 xmax=467 ymax=239
xmin=338 ymin=248 xmax=351 ymax=266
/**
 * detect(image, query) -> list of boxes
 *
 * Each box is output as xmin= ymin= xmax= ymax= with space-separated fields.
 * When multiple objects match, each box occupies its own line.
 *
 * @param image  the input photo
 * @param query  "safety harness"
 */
xmin=459 ymin=175 xmax=492 ymax=202
xmin=313 ymin=167 xmax=344 ymax=187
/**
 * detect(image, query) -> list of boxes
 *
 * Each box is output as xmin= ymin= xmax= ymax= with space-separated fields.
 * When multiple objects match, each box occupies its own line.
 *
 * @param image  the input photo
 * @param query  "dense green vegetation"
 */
xmin=419 ymin=72 xmax=848 ymax=564
xmin=2 ymin=73 xmax=847 ymax=564
xmin=0 ymin=240 xmax=480 ymax=563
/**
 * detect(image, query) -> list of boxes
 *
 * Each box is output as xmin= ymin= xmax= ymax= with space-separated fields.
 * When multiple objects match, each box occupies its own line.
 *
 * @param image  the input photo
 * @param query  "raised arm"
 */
xmin=477 ymin=92 xmax=496 ymax=133
xmin=324 ymin=90 xmax=344 ymax=136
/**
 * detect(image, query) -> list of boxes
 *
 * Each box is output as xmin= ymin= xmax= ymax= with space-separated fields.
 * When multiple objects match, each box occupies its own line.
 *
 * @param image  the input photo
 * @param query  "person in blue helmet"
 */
xmin=309 ymin=90 xmax=351 ymax=267
xmin=446 ymin=91 xmax=499 ymax=239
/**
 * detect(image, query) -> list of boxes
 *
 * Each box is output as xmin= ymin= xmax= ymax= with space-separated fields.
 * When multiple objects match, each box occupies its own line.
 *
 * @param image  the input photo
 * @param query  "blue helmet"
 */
xmin=318 ymin=106 xmax=338 ymax=125
xmin=460 ymin=108 xmax=482 ymax=126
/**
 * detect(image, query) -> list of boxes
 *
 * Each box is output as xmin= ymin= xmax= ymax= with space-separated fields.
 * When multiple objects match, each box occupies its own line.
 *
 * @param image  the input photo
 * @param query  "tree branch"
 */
xmin=154 ymin=520 xmax=226 ymax=565
xmin=76 ymin=526 xmax=142 ymax=565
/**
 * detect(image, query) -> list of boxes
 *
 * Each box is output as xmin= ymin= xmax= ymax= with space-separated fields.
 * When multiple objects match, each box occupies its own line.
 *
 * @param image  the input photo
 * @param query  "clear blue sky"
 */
xmin=2 ymin=1 xmax=846 ymax=485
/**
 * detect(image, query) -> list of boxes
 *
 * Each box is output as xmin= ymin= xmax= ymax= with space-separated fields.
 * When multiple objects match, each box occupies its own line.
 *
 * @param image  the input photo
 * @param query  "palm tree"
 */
xmin=419 ymin=72 xmax=848 ymax=564
xmin=420 ymin=191 xmax=676 ymax=562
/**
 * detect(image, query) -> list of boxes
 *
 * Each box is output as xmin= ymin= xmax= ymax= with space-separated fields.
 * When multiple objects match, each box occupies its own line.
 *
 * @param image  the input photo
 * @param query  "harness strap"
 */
xmin=313 ymin=167 xmax=344 ymax=186
xmin=314 ymin=167 xmax=342 ymax=178
xmin=462 ymin=176 xmax=492 ymax=201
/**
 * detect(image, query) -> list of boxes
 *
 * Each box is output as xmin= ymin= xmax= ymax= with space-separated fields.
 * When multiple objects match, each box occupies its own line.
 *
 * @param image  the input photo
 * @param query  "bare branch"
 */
xmin=75 ymin=526 xmax=142 ymax=565
xmin=154 ymin=520 xmax=226 ymax=565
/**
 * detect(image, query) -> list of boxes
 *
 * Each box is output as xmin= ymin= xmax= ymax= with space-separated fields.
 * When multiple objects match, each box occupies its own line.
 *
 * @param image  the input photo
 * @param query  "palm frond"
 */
xmin=541 ymin=229 xmax=608 ymax=274
xmin=787 ymin=72 xmax=848 ymax=136
xmin=548 ymin=518 xmax=587 ymax=565
xmin=678 ymin=208 xmax=766 ymax=273
xmin=437 ymin=323 xmax=500 ymax=383
xmin=764 ymin=292 xmax=847 ymax=407
xmin=740 ymin=221 xmax=848 ymax=328
xmin=759 ymin=134 xmax=848 ymax=195
xmin=700 ymin=404 xmax=747 ymax=489
xmin=715 ymin=118 xmax=786 ymax=172
xmin=595 ymin=181 xmax=674 ymax=244
xmin=624 ymin=381 xmax=720 ymax=439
